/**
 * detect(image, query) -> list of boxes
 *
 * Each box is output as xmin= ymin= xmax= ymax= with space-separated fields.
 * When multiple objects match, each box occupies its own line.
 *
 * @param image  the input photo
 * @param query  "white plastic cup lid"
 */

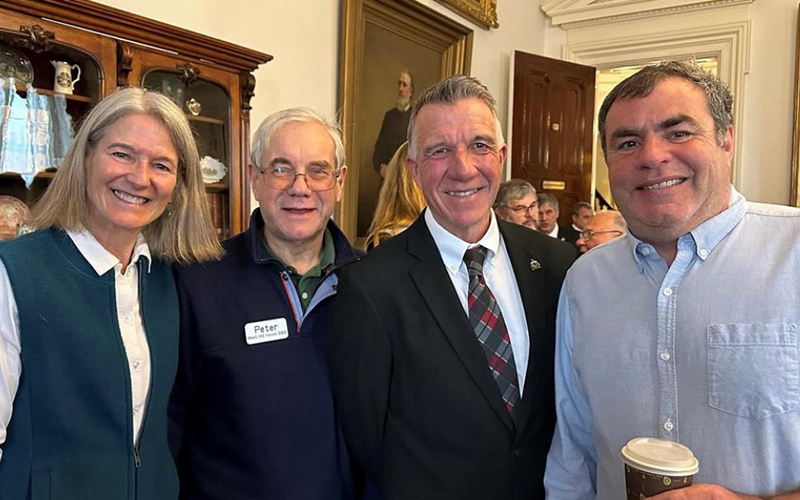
xmin=621 ymin=437 xmax=699 ymax=476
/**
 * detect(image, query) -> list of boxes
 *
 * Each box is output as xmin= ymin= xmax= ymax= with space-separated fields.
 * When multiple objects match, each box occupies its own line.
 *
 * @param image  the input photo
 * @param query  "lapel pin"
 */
xmin=529 ymin=259 xmax=541 ymax=271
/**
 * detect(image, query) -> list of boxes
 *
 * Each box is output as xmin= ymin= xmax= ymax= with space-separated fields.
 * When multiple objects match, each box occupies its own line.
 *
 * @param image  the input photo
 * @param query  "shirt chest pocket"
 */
xmin=707 ymin=323 xmax=799 ymax=419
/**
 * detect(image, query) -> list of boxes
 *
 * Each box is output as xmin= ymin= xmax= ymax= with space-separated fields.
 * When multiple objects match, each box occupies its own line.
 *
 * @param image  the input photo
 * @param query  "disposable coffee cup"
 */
xmin=621 ymin=437 xmax=699 ymax=499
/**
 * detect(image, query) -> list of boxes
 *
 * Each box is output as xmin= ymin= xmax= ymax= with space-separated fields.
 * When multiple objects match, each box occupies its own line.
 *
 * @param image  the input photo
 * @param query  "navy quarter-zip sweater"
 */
xmin=0 ymin=228 xmax=179 ymax=500
xmin=169 ymin=210 xmax=362 ymax=500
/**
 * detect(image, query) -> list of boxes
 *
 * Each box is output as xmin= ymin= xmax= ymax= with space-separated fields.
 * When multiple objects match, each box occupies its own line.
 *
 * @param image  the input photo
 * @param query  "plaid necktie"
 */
xmin=463 ymin=246 xmax=520 ymax=414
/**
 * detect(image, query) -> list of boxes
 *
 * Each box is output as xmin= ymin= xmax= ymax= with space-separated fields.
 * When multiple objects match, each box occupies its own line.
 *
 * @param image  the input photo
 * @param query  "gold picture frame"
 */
xmin=792 ymin=2 xmax=800 ymax=206
xmin=436 ymin=0 xmax=498 ymax=29
xmin=337 ymin=0 xmax=473 ymax=242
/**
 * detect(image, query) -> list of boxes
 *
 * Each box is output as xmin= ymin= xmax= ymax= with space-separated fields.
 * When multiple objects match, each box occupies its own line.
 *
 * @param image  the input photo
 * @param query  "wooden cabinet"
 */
xmin=0 ymin=0 xmax=271 ymax=239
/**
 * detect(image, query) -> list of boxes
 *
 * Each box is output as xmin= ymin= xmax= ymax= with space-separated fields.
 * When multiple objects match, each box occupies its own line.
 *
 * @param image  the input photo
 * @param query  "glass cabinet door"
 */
xmin=0 ymin=11 xmax=115 ymax=238
xmin=143 ymin=70 xmax=232 ymax=239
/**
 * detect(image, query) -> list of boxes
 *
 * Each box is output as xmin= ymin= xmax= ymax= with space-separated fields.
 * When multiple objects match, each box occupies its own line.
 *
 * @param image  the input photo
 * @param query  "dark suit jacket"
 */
xmin=558 ymin=224 xmax=580 ymax=247
xmin=328 ymin=215 xmax=577 ymax=500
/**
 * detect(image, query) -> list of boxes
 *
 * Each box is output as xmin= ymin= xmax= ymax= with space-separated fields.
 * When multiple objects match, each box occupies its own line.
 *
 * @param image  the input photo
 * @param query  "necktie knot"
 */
xmin=463 ymin=246 xmax=487 ymax=277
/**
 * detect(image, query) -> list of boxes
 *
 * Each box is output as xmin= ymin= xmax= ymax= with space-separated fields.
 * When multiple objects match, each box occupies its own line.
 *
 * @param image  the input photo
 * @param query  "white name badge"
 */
xmin=244 ymin=318 xmax=289 ymax=345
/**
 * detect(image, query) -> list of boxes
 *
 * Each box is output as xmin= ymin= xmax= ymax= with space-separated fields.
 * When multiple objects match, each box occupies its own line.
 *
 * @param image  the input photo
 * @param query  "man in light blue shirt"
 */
xmin=544 ymin=60 xmax=800 ymax=500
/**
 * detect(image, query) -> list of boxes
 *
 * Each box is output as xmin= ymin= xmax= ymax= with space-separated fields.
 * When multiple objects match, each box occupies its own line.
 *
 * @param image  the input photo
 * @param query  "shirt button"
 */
xmin=132 ymin=360 xmax=141 ymax=370
xmin=639 ymin=247 xmax=650 ymax=256
xmin=660 ymin=351 xmax=671 ymax=361
xmin=699 ymin=248 xmax=709 ymax=258
xmin=663 ymin=287 xmax=673 ymax=296
xmin=664 ymin=419 xmax=674 ymax=432
xmin=123 ymin=315 xmax=133 ymax=324
xmin=301 ymin=292 xmax=309 ymax=300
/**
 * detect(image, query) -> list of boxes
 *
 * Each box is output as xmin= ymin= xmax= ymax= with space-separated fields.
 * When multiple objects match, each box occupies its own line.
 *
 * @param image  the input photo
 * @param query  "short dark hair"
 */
xmin=598 ymin=60 xmax=733 ymax=156
xmin=493 ymin=179 xmax=536 ymax=209
xmin=537 ymin=192 xmax=559 ymax=212
xmin=572 ymin=201 xmax=593 ymax=216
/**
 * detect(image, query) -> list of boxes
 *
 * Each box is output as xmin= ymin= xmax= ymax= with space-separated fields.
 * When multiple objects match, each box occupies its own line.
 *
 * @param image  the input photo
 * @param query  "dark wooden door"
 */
xmin=511 ymin=51 xmax=595 ymax=226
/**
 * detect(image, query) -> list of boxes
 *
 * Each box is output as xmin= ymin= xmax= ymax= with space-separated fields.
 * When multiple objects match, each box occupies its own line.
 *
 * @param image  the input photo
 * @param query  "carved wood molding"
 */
xmin=15 ymin=24 xmax=55 ymax=53
xmin=240 ymin=71 xmax=256 ymax=119
xmin=116 ymin=41 xmax=133 ymax=87
xmin=176 ymin=63 xmax=201 ymax=86
xmin=3 ymin=0 xmax=271 ymax=71
xmin=542 ymin=0 xmax=754 ymax=28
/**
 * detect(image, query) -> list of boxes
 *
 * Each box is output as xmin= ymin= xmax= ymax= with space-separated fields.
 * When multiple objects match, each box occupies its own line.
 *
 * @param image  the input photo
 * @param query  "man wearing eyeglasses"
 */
xmin=169 ymin=108 xmax=367 ymax=500
xmin=575 ymin=211 xmax=627 ymax=254
xmin=493 ymin=178 xmax=539 ymax=230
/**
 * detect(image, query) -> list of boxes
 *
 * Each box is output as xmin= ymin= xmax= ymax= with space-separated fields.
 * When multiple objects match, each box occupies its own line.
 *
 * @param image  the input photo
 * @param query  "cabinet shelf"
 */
xmin=14 ymin=82 xmax=95 ymax=103
xmin=186 ymin=114 xmax=226 ymax=125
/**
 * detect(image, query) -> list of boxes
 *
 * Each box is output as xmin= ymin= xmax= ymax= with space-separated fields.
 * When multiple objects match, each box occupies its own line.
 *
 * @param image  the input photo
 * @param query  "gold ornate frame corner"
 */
xmin=436 ymin=0 xmax=498 ymax=29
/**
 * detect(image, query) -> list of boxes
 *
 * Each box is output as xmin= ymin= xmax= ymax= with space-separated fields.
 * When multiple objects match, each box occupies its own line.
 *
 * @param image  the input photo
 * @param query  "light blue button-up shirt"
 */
xmin=545 ymin=188 xmax=800 ymax=499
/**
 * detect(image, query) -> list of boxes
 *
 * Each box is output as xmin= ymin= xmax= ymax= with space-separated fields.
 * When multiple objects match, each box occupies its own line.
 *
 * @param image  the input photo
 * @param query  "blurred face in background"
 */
xmin=497 ymin=193 xmax=538 ymax=230
xmin=572 ymin=206 xmax=594 ymax=230
xmin=537 ymin=202 xmax=558 ymax=234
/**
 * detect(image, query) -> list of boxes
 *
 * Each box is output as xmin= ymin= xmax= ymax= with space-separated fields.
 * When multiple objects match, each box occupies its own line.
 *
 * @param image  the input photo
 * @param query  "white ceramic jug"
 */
xmin=50 ymin=60 xmax=81 ymax=94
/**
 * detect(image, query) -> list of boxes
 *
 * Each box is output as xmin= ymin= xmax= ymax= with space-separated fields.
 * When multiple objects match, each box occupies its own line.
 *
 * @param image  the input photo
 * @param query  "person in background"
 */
xmin=329 ymin=75 xmax=576 ymax=500
xmin=373 ymin=69 xmax=414 ymax=178
xmin=0 ymin=87 xmax=221 ymax=499
xmin=575 ymin=210 xmax=626 ymax=254
xmin=364 ymin=141 xmax=425 ymax=250
xmin=571 ymin=201 xmax=594 ymax=232
xmin=493 ymin=178 xmax=538 ymax=230
xmin=169 ymin=107 xmax=369 ymax=500
xmin=537 ymin=192 xmax=580 ymax=246
xmin=545 ymin=60 xmax=800 ymax=499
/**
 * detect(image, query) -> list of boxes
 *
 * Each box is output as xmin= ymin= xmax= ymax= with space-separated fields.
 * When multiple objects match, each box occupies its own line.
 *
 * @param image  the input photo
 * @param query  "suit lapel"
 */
xmin=406 ymin=218 xmax=515 ymax=431
xmin=499 ymin=222 xmax=548 ymax=432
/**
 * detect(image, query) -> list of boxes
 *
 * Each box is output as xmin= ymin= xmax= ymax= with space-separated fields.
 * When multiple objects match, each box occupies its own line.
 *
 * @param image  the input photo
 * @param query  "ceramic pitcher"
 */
xmin=50 ymin=60 xmax=81 ymax=94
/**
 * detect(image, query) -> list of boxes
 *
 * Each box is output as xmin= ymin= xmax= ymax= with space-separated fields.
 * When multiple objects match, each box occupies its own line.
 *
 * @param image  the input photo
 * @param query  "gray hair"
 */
xmin=30 ymin=86 xmax=222 ymax=263
xmin=493 ymin=179 xmax=536 ymax=209
xmin=407 ymin=75 xmax=505 ymax=158
xmin=537 ymin=192 xmax=559 ymax=212
xmin=598 ymin=60 xmax=733 ymax=155
xmin=250 ymin=107 xmax=345 ymax=170
xmin=572 ymin=201 xmax=593 ymax=216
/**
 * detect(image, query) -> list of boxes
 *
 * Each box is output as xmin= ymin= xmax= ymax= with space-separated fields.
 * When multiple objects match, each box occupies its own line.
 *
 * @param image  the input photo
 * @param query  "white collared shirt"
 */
xmin=0 ymin=229 xmax=153 ymax=463
xmin=424 ymin=209 xmax=530 ymax=394
xmin=546 ymin=225 xmax=559 ymax=239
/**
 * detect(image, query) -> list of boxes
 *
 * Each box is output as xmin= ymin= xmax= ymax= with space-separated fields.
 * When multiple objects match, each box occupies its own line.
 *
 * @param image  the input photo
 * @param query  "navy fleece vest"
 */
xmin=0 ymin=229 xmax=179 ymax=500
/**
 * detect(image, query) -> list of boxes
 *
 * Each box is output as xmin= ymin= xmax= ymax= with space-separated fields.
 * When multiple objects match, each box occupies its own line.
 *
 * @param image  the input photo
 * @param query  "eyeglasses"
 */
xmin=504 ymin=202 xmax=537 ymax=214
xmin=580 ymin=229 xmax=623 ymax=241
xmin=258 ymin=164 xmax=340 ymax=192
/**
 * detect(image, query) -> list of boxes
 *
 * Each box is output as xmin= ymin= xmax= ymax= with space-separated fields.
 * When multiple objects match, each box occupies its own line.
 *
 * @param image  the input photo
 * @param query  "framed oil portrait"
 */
xmin=792 ymin=3 xmax=800 ymax=206
xmin=337 ymin=0 xmax=473 ymax=243
xmin=435 ymin=0 xmax=499 ymax=29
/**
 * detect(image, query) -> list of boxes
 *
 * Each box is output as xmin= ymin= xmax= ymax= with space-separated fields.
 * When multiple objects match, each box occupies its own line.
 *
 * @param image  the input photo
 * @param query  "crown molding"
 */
xmin=542 ymin=0 xmax=755 ymax=28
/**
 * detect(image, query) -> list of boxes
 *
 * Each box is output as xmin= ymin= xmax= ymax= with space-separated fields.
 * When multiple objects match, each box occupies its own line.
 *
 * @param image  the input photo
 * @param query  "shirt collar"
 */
xmin=547 ymin=225 xmax=559 ymax=238
xmin=67 ymin=229 xmax=152 ymax=276
xmin=630 ymin=186 xmax=747 ymax=268
xmin=424 ymin=208 xmax=501 ymax=275
xmin=263 ymin=226 xmax=336 ymax=276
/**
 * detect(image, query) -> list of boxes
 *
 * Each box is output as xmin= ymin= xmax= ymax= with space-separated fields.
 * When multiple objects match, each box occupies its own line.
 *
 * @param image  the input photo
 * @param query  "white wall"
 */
xmin=740 ymin=0 xmax=798 ymax=204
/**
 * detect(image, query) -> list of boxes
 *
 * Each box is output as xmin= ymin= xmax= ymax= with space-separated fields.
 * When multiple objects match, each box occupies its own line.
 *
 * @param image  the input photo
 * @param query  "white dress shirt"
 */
xmin=546 ymin=225 xmax=559 ymax=239
xmin=0 ymin=229 xmax=153 ymax=463
xmin=424 ymin=209 xmax=530 ymax=394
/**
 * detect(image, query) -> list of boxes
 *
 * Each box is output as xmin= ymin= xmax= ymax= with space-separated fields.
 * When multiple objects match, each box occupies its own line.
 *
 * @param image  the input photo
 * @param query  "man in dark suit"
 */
xmin=537 ymin=192 xmax=580 ymax=248
xmin=328 ymin=75 xmax=577 ymax=500
xmin=372 ymin=69 xmax=413 ymax=178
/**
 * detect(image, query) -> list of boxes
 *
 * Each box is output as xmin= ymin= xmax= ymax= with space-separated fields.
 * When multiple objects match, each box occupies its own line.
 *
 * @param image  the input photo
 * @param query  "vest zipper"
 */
xmin=134 ymin=445 xmax=141 ymax=467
